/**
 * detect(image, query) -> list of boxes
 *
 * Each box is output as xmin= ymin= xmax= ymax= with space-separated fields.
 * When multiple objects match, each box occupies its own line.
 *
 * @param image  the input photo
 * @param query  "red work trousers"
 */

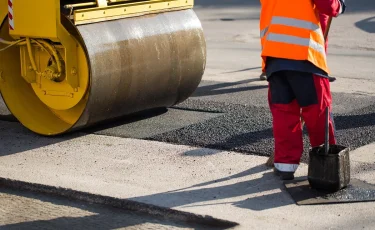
xmin=268 ymin=71 xmax=336 ymax=172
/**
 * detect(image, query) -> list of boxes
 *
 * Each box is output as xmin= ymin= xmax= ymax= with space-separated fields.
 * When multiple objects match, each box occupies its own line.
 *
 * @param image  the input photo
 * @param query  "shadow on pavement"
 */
xmin=223 ymin=67 xmax=262 ymax=74
xmin=192 ymin=78 xmax=267 ymax=98
xmin=0 ymin=123 xmax=84 ymax=157
xmin=0 ymin=108 xmax=168 ymax=156
xmin=344 ymin=0 xmax=375 ymax=13
xmin=232 ymin=191 xmax=292 ymax=211
xmin=169 ymin=164 xmax=268 ymax=192
xmin=130 ymin=165 xmax=295 ymax=212
xmin=0 ymin=187 xmax=224 ymax=230
xmin=355 ymin=17 xmax=375 ymax=33
xmin=82 ymin=108 xmax=168 ymax=134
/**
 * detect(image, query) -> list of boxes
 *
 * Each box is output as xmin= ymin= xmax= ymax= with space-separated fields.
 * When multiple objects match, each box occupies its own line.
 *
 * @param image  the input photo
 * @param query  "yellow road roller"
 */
xmin=0 ymin=0 xmax=206 ymax=136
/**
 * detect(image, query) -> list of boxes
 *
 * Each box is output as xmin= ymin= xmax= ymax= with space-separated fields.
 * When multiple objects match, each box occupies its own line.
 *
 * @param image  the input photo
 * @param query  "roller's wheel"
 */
xmin=0 ymin=16 xmax=90 ymax=135
xmin=0 ymin=9 xmax=206 ymax=135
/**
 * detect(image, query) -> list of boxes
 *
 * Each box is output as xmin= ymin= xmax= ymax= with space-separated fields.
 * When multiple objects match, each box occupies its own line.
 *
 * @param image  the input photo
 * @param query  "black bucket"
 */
xmin=307 ymin=107 xmax=351 ymax=192
xmin=308 ymin=144 xmax=350 ymax=192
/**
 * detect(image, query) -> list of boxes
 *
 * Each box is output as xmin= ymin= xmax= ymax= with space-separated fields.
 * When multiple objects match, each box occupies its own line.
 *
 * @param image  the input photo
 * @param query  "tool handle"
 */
xmin=323 ymin=17 xmax=333 ymax=155
xmin=324 ymin=17 xmax=333 ymax=41
xmin=325 ymin=106 xmax=330 ymax=155
xmin=320 ymin=16 xmax=332 ymax=155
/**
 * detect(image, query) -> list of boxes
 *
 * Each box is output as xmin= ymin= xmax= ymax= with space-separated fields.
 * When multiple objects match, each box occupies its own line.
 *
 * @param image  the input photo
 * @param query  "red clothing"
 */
xmin=317 ymin=0 xmax=342 ymax=51
xmin=269 ymin=0 xmax=342 ymax=173
xmin=269 ymin=74 xmax=336 ymax=167
xmin=320 ymin=13 xmax=330 ymax=51
xmin=314 ymin=0 xmax=342 ymax=18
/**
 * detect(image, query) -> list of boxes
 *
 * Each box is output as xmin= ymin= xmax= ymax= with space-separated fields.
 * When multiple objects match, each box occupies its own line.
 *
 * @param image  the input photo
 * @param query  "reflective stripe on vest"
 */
xmin=267 ymin=33 xmax=325 ymax=55
xmin=260 ymin=16 xmax=325 ymax=57
xmin=271 ymin=16 xmax=323 ymax=36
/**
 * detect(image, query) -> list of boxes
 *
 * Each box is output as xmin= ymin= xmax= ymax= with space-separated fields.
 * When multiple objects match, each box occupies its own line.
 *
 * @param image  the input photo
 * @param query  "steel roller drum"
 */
xmin=75 ymin=9 xmax=206 ymax=127
xmin=0 ymin=9 xmax=206 ymax=135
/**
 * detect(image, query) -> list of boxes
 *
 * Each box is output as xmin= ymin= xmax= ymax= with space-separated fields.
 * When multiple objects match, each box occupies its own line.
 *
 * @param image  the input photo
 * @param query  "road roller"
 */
xmin=0 ymin=0 xmax=206 ymax=136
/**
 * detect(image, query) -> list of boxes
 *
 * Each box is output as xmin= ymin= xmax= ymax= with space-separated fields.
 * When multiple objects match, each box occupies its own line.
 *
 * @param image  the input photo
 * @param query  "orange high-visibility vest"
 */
xmin=260 ymin=0 xmax=328 ymax=74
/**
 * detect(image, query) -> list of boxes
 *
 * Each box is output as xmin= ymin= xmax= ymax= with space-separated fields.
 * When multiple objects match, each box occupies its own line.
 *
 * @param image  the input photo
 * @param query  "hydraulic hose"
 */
xmin=0 ymin=37 xmax=62 ymax=75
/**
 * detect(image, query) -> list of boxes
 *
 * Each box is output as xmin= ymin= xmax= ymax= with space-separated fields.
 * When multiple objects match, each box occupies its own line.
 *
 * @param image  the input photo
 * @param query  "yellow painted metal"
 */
xmin=5 ymin=0 xmax=88 ymax=111
xmin=0 ymin=16 xmax=89 ymax=135
xmin=0 ymin=0 xmax=203 ymax=136
xmin=9 ymin=1 xmax=59 ymax=40
xmin=29 ymin=44 xmax=89 ymax=111
xmin=0 ymin=0 xmax=6 ymax=41
xmin=56 ymin=23 xmax=81 ymax=91
xmin=74 ymin=0 xmax=194 ymax=25
xmin=19 ymin=46 xmax=36 ymax=83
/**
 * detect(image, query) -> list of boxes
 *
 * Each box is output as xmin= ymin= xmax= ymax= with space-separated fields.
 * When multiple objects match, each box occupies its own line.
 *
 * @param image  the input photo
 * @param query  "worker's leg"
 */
xmin=298 ymin=74 xmax=336 ymax=147
xmin=268 ymin=71 xmax=303 ymax=177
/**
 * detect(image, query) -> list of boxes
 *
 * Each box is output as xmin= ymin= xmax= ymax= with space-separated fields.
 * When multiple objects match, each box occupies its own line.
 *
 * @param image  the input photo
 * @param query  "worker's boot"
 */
xmin=273 ymin=168 xmax=294 ymax=180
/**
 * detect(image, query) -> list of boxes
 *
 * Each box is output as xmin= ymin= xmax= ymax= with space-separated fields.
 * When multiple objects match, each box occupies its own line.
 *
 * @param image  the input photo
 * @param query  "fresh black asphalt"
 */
xmin=1 ymin=80 xmax=375 ymax=163
xmin=91 ymin=80 xmax=375 ymax=163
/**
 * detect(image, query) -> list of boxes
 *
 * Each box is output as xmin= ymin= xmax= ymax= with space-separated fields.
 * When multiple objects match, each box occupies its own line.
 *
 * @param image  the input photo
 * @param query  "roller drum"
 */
xmin=0 ymin=9 xmax=206 ymax=135
xmin=76 ymin=9 xmax=205 ymax=126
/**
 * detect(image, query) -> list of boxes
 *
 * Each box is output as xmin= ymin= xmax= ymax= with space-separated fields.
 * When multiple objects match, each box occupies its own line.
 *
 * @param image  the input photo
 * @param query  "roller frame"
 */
xmin=72 ymin=0 xmax=194 ymax=25
xmin=0 ymin=0 xmax=206 ymax=136
xmin=6 ymin=0 xmax=195 ymax=97
xmin=9 ymin=1 xmax=80 ymax=91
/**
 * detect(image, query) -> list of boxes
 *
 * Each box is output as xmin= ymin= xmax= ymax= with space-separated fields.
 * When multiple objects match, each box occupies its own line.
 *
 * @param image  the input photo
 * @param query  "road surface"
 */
xmin=1 ymin=0 xmax=375 ymax=229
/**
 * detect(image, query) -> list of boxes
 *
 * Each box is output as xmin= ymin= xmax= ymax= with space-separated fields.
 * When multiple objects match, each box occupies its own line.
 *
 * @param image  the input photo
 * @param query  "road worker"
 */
xmin=259 ymin=0 xmax=346 ymax=180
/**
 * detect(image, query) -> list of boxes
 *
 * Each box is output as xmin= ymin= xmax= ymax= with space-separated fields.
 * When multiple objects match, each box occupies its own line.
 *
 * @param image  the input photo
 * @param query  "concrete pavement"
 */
xmin=1 ymin=0 xmax=375 ymax=229
xmin=1 ymin=120 xmax=375 ymax=229
xmin=0 ymin=187 xmax=199 ymax=230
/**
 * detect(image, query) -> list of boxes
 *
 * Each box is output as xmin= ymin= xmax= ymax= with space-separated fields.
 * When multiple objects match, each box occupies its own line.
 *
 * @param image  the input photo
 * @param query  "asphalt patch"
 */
xmin=144 ymin=81 xmax=375 ymax=161
xmin=147 ymin=98 xmax=375 ymax=163
xmin=1 ymin=80 xmax=375 ymax=164
xmin=284 ymin=178 xmax=375 ymax=205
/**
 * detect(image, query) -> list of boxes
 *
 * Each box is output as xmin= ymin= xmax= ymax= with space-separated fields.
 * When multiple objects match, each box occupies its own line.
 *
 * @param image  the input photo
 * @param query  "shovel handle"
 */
xmin=323 ymin=17 xmax=333 ymax=155
xmin=325 ymin=107 xmax=330 ymax=155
